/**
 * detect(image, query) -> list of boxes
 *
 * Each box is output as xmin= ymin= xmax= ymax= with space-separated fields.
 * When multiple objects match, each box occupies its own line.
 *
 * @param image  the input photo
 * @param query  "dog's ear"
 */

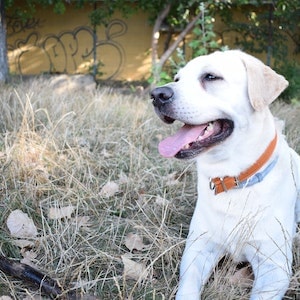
xmin=240 ymin=52 xmax=288 ymax=111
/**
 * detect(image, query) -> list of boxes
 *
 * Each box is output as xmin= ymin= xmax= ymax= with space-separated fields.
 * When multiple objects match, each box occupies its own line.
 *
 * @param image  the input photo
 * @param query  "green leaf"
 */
xmin=53 ymin=2 xmax=66 ymax=15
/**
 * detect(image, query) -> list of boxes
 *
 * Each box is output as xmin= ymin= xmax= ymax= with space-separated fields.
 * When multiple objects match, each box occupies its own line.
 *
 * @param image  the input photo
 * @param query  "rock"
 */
xmin=50 ymin=74 xmax=96 ymax=94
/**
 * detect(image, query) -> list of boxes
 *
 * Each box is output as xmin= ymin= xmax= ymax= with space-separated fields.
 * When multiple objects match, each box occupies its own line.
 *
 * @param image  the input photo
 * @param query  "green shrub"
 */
xmin=277 ymin=62 xmax=300 ymax=103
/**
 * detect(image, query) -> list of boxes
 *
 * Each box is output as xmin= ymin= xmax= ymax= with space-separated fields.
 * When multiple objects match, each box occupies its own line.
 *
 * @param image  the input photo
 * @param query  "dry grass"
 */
xmin=0 ymin=77 xmax=299 ymax=299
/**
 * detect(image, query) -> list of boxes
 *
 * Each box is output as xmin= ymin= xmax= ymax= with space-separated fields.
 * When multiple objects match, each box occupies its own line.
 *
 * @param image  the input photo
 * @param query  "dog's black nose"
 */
xmin=150 ymin=86 xmax=174 ymax=108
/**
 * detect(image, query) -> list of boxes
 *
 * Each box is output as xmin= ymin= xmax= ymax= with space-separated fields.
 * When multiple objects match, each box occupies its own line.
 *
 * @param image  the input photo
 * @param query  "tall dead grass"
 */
xmin=0 ymin=77 xmax=299 ymax=299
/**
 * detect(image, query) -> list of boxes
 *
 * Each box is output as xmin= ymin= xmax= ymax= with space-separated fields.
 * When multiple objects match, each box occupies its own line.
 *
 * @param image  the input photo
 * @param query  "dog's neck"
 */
xmin=209 ymin=133 xmax=278 ymax=194
xmin=196 ymin=109 xmax=278 ymax=180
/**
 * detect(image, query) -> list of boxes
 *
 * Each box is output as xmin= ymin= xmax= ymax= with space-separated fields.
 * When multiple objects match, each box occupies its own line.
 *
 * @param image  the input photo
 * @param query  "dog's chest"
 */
xmin=195 ymin=179 xmax=272 ymax=239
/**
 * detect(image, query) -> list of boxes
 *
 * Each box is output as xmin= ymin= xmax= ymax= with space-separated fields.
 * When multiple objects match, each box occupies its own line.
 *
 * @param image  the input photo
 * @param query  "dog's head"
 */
xmin=150 ymin=50 xmax=288 ymax=160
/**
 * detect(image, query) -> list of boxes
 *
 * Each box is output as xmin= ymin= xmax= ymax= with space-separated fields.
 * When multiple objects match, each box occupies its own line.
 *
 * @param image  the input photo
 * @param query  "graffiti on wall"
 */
xmin=7 ymin=18 xmax=127 ymax=79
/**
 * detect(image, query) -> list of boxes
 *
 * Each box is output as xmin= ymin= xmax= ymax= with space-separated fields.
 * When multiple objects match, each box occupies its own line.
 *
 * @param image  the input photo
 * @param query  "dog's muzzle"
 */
xmin=151 ymin=85 xmax=234 ymax=159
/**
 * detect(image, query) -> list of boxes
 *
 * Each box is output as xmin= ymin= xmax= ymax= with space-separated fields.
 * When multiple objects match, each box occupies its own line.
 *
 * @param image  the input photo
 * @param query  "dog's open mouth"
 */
xmin=159 ymin=119 xmax=234 ymax=159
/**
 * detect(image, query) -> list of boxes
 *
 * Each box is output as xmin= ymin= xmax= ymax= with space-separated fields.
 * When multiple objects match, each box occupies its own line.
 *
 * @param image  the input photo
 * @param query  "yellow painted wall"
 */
xmin=7 ymin=3 xmax=299 ymax=81
xmin=7 ymin=3 xmax=153 ymax=81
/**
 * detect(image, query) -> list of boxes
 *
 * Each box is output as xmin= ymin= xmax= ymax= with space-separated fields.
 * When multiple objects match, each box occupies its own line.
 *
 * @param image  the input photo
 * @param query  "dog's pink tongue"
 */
xmin=159 ymin=124 xmax=206 ymax=157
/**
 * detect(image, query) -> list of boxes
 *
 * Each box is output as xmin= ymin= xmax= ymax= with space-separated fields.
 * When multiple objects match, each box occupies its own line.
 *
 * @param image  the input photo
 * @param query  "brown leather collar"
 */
xmin=210 ymin=133 xmax=278 ymax=195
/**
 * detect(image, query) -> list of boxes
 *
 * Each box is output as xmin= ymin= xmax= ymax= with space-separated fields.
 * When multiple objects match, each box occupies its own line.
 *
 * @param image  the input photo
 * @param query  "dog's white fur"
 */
xmin=153 ymin=50 xmax=300 ymax=299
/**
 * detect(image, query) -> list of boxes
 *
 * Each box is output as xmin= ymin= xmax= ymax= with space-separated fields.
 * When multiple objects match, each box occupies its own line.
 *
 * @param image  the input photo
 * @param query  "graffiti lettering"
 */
xmin=8 ymin=19 xmax=127 ymax=80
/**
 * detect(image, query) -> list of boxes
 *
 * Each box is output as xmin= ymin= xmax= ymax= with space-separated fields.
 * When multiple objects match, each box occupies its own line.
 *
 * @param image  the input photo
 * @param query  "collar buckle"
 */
xmin=209 ymin=178 xmax=215 ymax=191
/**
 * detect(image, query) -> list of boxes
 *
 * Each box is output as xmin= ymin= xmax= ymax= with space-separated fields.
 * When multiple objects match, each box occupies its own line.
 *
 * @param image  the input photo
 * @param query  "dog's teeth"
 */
xmin=206 ymin=122 xmax=214 ymax=132
xmin=195 ymin=122 xmax=215 ymax=142
xmin=201 ymin=122 xmax=214 ymax=137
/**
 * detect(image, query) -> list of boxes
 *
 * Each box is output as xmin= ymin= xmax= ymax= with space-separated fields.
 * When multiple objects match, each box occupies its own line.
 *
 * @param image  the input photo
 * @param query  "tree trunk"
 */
xmin=151 ymin=5 xmax=202 ymax=86
xmin=0 ymin=0 xmax=8 ymax=83
xmin=158 ymin=11 xmax=202 ymax=71
xmin=266 ymin=3 xmax=274 ymax=66
xmin=151 ymin=3 xmax=171 ymax=85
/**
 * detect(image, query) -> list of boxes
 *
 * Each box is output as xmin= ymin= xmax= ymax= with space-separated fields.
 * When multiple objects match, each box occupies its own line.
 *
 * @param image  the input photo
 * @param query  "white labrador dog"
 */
xmin=150 ymin=50 xmax=300 ymax=300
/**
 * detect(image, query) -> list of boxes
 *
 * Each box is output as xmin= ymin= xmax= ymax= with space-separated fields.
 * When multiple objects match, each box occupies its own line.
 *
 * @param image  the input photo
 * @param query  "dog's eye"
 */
xmin=203 ymin=73 xmax=221 ymax=81
xmin=174 ymin=77 xmax=180 ymax=82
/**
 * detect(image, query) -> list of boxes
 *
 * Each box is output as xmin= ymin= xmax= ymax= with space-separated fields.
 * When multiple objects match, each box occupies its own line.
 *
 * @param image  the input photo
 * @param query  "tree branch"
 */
xmin=151 ymin=3 xmax=171 ymax=64
xmin=158 ymin=10 xmax=202 ymax=70
xmin=151 ymin=7 xmax=204 ymax=86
